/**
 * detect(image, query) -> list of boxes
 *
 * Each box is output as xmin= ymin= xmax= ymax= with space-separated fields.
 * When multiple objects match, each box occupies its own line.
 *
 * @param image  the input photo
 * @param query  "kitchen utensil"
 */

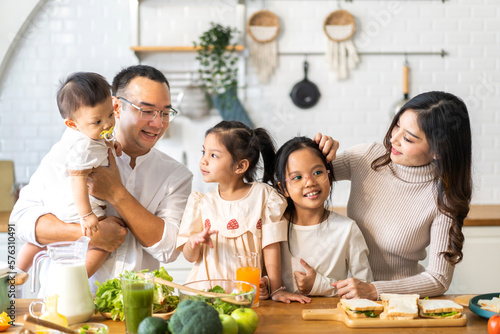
xmin=176 ymin=83 xmax=211 ymax=119
xmin=247 ymin=10 xmax=280 ymax=82
xmin=23 ymin=314 xmax=78 ymax=334
xmin=139 ymin=274 xmax=251 ymax=306
xmin=469 ymin=292 xmax=500 ymax=319
xmin=290 ymin=60 xmax=321 ymax=109
xmin=324 ymin=9 xmax=360 ymax=80
xmin=390 ymin=59 xmax=410 ymax=117
xmin=302 ymin=303 xmax=467 ymax=328
xmin=31 ymin=236 xmax=95 ymax=324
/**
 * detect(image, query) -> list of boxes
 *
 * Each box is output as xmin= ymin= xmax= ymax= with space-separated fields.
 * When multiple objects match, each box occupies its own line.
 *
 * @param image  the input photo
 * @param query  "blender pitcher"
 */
xmin=31 ymin=236 xmax=95 ymax=325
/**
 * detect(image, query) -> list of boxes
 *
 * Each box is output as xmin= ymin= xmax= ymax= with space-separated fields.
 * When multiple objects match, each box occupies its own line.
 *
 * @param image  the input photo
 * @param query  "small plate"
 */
xmin=469 ymin=292 xmax=500 ymax=319
xmin=100 ymin=310 xmax=175 ymax=321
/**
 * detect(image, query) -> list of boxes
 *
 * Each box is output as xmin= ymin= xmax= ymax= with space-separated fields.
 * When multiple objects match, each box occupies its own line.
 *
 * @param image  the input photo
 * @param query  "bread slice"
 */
xmin=478 ymin=297 xmax=500 ymax=313
xmin=379 ymin=294 xmax=419 ymax=320
xmin=340 ymin=299 xmax=384 ymax=318
xmin=418 ymin=299 xmax=463 ymax=319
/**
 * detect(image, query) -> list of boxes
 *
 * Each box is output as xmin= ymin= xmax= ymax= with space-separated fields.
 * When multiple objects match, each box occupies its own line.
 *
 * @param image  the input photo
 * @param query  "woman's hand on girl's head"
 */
xmin=190 ymin=226 xmax=218 ymax=249
xmin=271 ymin=290 xmax=311 ymax=304
xmin=332 ymin=278 xmax=378 ymax=300
xmin=293 ymin=259 xmax=316 ymax=295
xmin=313 ymin=133 xmax=339 ymax=163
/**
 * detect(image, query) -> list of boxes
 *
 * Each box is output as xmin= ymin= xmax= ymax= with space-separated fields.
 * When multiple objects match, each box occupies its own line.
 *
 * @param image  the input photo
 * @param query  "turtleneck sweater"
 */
xmin=332 ymin=142 xmax=454 ymax=298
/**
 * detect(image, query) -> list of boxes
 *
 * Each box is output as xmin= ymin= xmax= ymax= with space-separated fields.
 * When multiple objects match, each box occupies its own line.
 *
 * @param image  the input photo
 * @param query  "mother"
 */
xmin=324 ymin=91 xmax=472 ymax=300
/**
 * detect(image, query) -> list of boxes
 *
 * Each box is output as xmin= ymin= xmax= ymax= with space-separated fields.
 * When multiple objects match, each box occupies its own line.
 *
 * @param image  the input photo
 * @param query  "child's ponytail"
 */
xmin=205 ymin=121 xmax=276 ymax=184
xmin=253 ymin=128 xmax=276 ymax=184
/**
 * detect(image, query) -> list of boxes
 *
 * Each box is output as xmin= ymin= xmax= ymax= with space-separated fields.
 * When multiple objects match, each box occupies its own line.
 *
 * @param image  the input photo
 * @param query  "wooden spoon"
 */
xmin=137 ymin=273 xmax=251 ymax=306
xmin=23 ymin=314 xmax=78 ymax=334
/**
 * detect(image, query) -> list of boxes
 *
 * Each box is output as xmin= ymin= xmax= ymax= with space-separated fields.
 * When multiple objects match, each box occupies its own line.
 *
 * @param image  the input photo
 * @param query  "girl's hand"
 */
xmin=259 ymin=276 xmax=270 ymax=300
xmin=293 ymin=259 xmax=316 ymax=295
xmin=332 ymin=278 xmax=378 ymax=300
xmin=271 ymin=290 xmax=311 ymax=304
xmin=190 ymin=226 xmax=217 ymax=249
xmin=313 ymin=133 xmax=339 ymax=163
xmin=81 ymin=213 xmax=99 ymax=237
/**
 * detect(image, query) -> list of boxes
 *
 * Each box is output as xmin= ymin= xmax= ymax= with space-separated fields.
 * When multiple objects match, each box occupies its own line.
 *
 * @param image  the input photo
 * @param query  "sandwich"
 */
xmin=340 ymin=299 xmax=384 ymax=318
xmin=418 ymin=299 xmax=463 ymax=319
xmin=478 ymin=297 xmax=500 ymax=313
xmin=379 ymin=294 xmax=419 ymax=320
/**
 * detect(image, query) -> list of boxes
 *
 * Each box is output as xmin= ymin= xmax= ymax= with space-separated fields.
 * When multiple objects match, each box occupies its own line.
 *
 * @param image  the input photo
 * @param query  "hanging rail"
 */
xmin=278 ymin=49 xmax=447 ymax=58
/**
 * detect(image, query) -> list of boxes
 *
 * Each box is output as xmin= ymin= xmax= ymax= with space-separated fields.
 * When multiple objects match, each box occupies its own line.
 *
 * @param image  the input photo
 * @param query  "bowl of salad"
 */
xmin=93 ymin=268 xmax=179 ymax=321
xmin=178 ymin=279 xmax=256 ymax=314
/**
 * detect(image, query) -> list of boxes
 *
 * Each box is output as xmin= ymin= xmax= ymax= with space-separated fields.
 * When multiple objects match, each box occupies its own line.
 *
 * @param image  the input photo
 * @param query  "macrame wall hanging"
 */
xmin=324 ymin=9 xmax=360 ymax=80
xmin=247 ymin=10 xmax=280 ymax=83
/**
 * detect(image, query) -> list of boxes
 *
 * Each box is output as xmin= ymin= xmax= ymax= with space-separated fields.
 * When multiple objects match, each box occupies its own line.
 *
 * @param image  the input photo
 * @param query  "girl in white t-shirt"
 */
xmin=177 ymin=121 xmax=310 ymax=304
xmin=271 ymin=136 xmax=372 ymax=296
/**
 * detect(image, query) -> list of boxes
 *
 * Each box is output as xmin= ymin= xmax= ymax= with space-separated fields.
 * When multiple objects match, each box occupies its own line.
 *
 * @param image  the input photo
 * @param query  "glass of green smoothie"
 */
xmin=121 ymin=273 xmax=154 ymax=334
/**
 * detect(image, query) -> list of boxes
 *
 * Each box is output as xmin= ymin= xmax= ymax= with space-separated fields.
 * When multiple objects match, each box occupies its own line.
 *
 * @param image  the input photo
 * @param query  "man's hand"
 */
xmin=332 ymin=277 xmax=378 ymax=300
xmin=293 ymin=259 xmax=316 ymax=295
xmin=87 ymin=149 xmax=124 ymax=203
xmin=313 ymin=133 xmax=339 ymax=163
xmin=88 ymin=216 xmax=127 ymax=252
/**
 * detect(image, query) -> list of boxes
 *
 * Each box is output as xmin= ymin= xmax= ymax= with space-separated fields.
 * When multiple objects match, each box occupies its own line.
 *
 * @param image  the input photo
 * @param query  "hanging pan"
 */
xmin=290 ymin=60 xmax=321 ymax=109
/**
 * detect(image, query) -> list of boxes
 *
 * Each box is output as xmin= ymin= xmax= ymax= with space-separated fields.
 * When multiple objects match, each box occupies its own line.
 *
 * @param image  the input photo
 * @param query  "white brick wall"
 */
xmin=0 ymin=0 xmax=499 ymax=205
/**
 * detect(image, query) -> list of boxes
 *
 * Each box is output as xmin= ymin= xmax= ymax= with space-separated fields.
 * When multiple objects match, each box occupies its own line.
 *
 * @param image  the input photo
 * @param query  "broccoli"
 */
xmin=168 ymin=300 xmax=222 ymax=334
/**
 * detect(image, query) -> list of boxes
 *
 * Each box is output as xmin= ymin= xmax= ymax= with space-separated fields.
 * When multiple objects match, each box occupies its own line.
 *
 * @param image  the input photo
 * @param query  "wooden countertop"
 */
xmin=8 ymin=295 xmax=490 ymax=333
xmin=1 ymin=205 xmax=500 ymax=233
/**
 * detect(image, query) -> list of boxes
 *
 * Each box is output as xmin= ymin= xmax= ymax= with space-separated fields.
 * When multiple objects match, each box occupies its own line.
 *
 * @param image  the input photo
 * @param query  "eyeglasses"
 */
xmin=285 ymin=169 xmax=330 ymax=188
xmin=117 ymin=97 xmax=178 ymax=122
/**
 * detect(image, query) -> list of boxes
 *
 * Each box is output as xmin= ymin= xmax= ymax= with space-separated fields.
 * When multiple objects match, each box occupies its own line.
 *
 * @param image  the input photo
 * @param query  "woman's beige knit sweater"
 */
xmin=332 ymin=142 xmax=454 ymax=298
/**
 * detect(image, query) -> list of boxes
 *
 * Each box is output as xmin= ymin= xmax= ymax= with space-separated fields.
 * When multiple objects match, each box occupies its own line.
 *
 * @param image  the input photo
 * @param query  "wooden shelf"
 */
xmin=130 ymin=45 xmax=245 ymax=52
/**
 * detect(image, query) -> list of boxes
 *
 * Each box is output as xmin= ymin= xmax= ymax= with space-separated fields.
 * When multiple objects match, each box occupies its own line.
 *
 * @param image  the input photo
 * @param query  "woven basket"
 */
xmin=247 ymin=10 xmax=280 ymax=43
xmin=323 ymin=9 xmax=356 ymax=42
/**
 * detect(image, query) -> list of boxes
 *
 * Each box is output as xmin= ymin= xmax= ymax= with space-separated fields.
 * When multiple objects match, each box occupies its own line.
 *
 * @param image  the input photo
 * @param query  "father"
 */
xmin=12 ymin=65 xmax=193 ymax=291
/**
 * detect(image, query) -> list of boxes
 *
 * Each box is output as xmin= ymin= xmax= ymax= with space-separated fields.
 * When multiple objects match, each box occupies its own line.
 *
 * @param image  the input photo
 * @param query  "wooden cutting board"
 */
xmin=302 ymin=306 xmax=467 ymax=328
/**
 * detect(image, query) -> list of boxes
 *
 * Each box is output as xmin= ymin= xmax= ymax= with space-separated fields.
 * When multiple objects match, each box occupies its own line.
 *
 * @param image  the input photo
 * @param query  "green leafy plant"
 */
xmin=194 ymin=22 xmax=239 ymax=95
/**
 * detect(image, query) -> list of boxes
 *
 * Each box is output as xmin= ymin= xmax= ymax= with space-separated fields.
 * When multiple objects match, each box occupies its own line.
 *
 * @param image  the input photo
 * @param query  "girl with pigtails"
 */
xmin=176 ymin=120 xmax=311 ymax=304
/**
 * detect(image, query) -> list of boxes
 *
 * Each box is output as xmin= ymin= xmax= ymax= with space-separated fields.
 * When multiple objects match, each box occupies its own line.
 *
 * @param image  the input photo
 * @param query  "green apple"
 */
xmin=219 ymin=313 xmax=238 ymax=334
xmin=230 ymin=308 xmax=259 ymax=334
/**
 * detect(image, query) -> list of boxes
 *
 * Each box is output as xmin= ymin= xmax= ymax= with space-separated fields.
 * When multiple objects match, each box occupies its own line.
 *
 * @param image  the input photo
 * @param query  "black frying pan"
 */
xmin=290 ymin=61 xmax=321 ymax=109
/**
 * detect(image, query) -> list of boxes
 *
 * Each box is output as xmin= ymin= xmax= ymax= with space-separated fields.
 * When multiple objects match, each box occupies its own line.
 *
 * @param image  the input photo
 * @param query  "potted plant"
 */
xmin=194 ymin=22 xmax=253 ymax=127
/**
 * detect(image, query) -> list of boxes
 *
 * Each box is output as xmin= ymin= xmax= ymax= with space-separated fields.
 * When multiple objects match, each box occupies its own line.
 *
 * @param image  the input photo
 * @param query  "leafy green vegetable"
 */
xmin=186 ymin=285 xmax=253 ymax=315
xmin=93 ymin=267 xmax=179 ymax=321
xmin=347 ymin=308 xmax=379 ymax=318
xmin=423 ymin=311 xmax=459 ymax=317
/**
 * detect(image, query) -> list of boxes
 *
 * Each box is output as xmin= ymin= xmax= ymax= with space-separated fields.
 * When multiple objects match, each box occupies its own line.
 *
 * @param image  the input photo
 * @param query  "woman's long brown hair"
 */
xmin=372 ymin=91 xmax=472 ymax=265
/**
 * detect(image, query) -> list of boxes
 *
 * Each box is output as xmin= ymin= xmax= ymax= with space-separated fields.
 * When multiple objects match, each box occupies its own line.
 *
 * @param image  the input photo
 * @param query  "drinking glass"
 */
xmin=235 ymin=252 xmax=260 ymax=307
xmin=121 ymin=273 xmax=154 ymax=334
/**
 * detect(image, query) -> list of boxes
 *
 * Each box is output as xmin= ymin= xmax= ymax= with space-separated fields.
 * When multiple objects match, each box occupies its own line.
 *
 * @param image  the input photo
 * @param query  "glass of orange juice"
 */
xmin=235 ymin=252 xmax=260 ymax=307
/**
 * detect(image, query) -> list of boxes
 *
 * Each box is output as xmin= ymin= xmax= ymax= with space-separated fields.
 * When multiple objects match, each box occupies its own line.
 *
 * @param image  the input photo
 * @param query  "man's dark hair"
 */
xmin=112 ymin=65 xmax=170 ymax=96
